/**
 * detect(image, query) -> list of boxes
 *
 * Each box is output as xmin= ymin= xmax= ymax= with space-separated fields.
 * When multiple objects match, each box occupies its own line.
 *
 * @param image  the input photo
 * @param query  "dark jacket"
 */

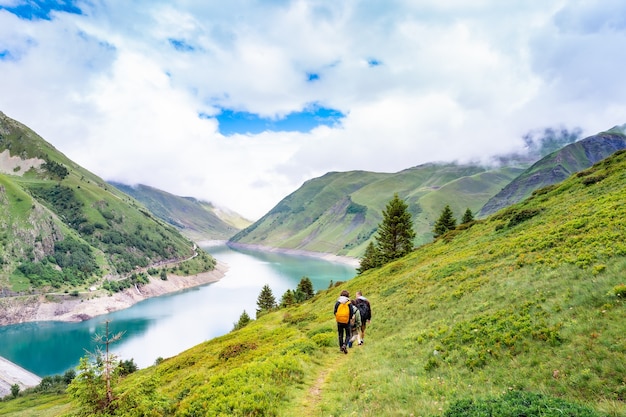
xmin=354 ymin=296 xmax=372 ymax=321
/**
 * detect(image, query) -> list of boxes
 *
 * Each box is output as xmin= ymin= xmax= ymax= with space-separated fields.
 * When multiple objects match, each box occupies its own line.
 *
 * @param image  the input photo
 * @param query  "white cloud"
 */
xmin=1 ymin=1 xmax=626 ymax=220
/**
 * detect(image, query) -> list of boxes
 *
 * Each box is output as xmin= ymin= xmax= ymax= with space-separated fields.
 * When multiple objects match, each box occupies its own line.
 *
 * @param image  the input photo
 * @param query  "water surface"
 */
xmin=0 ymin=244 xmax=356 ymax=376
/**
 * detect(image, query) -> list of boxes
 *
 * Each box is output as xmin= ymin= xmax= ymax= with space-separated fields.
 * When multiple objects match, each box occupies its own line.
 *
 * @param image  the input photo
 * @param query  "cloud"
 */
xmin=1 ymin=1 xmax=626 ymax=220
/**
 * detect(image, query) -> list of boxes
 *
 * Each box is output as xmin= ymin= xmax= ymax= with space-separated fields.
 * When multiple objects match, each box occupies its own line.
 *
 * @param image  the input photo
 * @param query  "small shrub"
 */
xmin=218 ymin=342 xmax=258 ymax=360
xmin=11 ymin=384 xmax=20 ymax=398
xmin=283 ymin=339 xmax=316 ymax=354
xmin=282 ymin=312 xmax=310 ymax=325
xmin=424 ymin=356 xmax=439 ymax=371
xmin=581 ymin=175 xmax=606 ymax=186
xmin=591 ymin=264 xmax=606 ymax=275
xmin=307 ymin=326 xmax=334 ymax=339
xmin=311 ymin=332 xmax=336 ymax=347
xmin=507 ymin=208 xmax=542 ymax=228
xmin=613 ymin=283 xmax=626 ymax=298
xmin=532 ymin=184 xmax=558 ymax=195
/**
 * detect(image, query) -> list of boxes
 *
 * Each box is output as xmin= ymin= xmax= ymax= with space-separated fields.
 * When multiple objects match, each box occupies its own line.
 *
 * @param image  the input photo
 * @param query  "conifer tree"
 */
xmin=280 ymin=289 xmax=296 ymax=307
xmin=233 ymin=310 xmax=252 ymax=330
xmin=357 ymin=241 xmax=381 ymax=274
xmin=376 ymin=193 xmax=415 ymax=263
xmin=433 ymin=204 xmax=457 ymax=238
xmin=67 ymin=320 xmax=124 ymax=415
xmin=256 ymin=284 xmax=277 ymax=318
xmin=461 ymin=207 xmax=474 ymax=224
xmin=296 ymin=276 xmax=315 ymax=301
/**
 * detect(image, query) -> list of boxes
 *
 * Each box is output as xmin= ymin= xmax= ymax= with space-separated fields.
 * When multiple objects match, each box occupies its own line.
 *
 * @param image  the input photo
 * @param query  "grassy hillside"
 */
xmin=0 ymin=112 xmax=209 ymax=294
xmin=108 ymin=182 xmax=250 ymax=242
xmin=231 ymin=163 xmax=524 ymax=257
xmin=6 ymin=150 xmax=625 ymax=416
xmin=479 ymin=129 xmax=626 ymax=217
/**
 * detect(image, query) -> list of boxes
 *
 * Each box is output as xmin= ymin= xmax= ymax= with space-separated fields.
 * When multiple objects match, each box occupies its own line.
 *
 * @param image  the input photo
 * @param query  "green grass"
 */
xmin=3 ymin=153 xmax=626 ymax=416
xmin=0 ymin=393 xmax=72 ymax=417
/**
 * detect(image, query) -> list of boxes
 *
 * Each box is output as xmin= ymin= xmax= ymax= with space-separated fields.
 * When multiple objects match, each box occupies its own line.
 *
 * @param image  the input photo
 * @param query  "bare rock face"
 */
xmin=0 ymin=296 xmax=41 ymax=326
xmin=0 ymin=149 xmax=45 ymax=177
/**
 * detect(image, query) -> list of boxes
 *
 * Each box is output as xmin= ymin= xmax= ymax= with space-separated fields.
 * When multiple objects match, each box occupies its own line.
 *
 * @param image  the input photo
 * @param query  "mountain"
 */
xmin=11 ymin=147 xmax=626 ymax=416
xmin=478 ymin=128 xmax=626 ymax=217
xmin=230 ymin=163 xmax=525 ymax=257
xmin=0 ymin=111 xmax=209 ymax=293
xmin=108 ymin=182 xmax=251 ymax=242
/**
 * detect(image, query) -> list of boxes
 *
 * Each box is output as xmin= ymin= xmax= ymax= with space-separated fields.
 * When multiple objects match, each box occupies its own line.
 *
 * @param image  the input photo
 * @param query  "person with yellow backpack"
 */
xmin=334 ymin=289 xmax=353 ymax=354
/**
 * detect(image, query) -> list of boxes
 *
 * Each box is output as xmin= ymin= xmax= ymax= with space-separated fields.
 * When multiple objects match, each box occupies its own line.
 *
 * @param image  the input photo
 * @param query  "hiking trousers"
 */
xmin=337 ymin=322 xmax=351 ymax=348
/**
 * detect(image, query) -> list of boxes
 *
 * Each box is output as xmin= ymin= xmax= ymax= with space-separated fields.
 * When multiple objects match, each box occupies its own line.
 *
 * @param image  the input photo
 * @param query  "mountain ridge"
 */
xmin=230 ymin=162 xmax=525 ymax=256
xmin=478 ymin=129 xmax=626 ymax=217
xmin=108 ymin=181 xmax=251 ymax=242
xmin=0 ymin=111 xmax=215 ymax=306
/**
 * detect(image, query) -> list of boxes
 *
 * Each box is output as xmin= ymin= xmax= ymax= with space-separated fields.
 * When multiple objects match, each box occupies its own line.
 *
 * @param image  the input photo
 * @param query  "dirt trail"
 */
xmin=299 ymin=350 xmax=347 ymax=416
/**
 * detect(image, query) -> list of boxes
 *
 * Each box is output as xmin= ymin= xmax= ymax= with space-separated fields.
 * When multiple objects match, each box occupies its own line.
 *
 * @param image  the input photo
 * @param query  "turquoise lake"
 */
xmin=0 ymin=244 xmax=356 ymax=376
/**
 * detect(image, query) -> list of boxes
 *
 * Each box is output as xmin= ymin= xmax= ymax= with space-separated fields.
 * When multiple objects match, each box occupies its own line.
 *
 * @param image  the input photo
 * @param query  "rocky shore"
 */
xmin=0 ymin=356 xmax=42 ymax=398
xmin=0 ymin=262 xmax=228 ymax=327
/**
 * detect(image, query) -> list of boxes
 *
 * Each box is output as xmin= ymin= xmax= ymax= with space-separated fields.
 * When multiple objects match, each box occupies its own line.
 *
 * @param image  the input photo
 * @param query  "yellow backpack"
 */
xmin=335 ymin=301 xmax=350 ymax=324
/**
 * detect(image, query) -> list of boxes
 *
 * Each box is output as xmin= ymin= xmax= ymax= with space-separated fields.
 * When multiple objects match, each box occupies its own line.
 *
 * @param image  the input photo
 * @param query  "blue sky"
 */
xmin=210 ymin=105 xmax=344 ymax=135
xmin=1 ymin=0 xmax=626 ymax=219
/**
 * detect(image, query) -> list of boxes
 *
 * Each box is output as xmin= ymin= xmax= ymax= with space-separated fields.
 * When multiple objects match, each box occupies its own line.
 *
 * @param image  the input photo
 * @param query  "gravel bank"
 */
xmin=0 ymin=356 xmax=42 ymax=397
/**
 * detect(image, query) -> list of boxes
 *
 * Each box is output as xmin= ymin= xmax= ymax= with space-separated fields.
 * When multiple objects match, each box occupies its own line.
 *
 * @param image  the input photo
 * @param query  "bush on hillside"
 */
xmin=444 ymin=390 xmax=602 ymax=417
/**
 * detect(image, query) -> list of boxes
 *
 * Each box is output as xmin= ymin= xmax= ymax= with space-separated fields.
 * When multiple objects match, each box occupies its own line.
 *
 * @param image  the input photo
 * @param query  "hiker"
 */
xmin=348 ymin=299 xmax=362 ymax=348
xmin=334 ymin=290 xmax=353 ymax=354
xmin=354 ymin=291 xmax=372 ymax=345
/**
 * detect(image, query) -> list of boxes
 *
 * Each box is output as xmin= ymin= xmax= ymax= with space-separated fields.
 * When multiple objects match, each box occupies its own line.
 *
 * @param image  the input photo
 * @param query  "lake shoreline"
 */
xmin=0 ymin=244 xmax=357 ymax=327
xmin=201 ymin=240 xmax=361 ymax=268
xmin=0 ymin=355 xmax=42 ymax=397
xmin=0 ymin=262 xmax=228 ymax=327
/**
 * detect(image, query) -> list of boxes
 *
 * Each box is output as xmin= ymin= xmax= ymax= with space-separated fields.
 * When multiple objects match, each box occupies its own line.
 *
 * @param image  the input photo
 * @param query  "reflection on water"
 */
xmin=0 ymin=244 xmax=356 ymax=376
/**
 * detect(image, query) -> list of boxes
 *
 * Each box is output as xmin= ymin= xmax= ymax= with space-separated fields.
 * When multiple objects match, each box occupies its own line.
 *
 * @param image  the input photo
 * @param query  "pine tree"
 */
xmin=357 ymin=241 xmax=381 ymax=274
xmin=280 ymin=289 xmax=296 ymax=307
xmin=461 ymin=207 xmax=474 ymax=224
xmin=233 ymin=310 xmax=252 ymax=330
xmin=376 ymin=193 xmax=416 ymax=263
xmin=10 ymin=384 xmax=19 ymax=398
xmin=433 ymin=204 xmax=457 ymax=238
xmin=67 ymin=320 xmax=125 ymax=415
xmin=256 ymin=284 xmax=277 ymax=318
xmin=296 ymin=276 xmax=315 ymax=301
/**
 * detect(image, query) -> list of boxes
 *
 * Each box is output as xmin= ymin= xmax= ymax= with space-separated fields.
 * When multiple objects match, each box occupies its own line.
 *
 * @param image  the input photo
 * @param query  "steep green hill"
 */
xmin=0 ymin=112 xmax=207 ymax=293
xmin=7 ymin=142 xmax=625 ymax=416
xmin=108 ymin=182 xmax=250 ymax=242
xmin=230 ymin=163 xmax=524 ymax=257
xmin=479 ymin=129 xmax=626 ymax=217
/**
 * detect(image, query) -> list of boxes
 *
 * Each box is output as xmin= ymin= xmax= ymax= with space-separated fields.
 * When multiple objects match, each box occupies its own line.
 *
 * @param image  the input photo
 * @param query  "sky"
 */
xmin=1 ymin=1 xmax=626 ymax=220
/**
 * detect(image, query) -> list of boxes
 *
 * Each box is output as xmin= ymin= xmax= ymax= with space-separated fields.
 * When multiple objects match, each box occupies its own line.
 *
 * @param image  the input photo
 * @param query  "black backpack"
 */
xmin=355 ymin=299 xmax=370 ymax=321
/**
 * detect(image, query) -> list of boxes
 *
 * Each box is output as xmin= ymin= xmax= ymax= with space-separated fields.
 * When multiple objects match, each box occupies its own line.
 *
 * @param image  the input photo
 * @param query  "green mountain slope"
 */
xmin=230 ymin=163 xmax=524 ymax=256
xmin=0 ymin=112 xmax=205 ymax=293
xmin=479 ymin=129 xmax=626 ymax=217
xmin=108 ymin=182 xmax=250 ymax=242
xmin=12 ymin=145 xmax=626 ymax=416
